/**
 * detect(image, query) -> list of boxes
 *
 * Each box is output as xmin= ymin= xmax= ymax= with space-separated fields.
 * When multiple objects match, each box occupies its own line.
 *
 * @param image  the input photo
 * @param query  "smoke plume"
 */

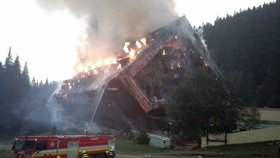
xmin=36 ymin=0 xmax=179 ymax=62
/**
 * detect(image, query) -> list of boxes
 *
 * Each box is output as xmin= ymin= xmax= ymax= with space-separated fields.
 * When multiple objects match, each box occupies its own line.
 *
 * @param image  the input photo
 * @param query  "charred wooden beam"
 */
xmin=119 ymin=72 xmax=152 ymax=113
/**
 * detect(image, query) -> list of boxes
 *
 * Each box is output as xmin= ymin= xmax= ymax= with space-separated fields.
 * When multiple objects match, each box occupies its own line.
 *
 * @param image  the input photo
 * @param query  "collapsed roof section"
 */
xmin=55 ymin=16 xmax=219 ymax=114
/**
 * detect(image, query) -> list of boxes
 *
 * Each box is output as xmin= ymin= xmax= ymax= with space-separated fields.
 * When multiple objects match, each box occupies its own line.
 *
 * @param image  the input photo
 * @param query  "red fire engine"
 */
xmin=10 ymin=135 xmax=115 ymax=158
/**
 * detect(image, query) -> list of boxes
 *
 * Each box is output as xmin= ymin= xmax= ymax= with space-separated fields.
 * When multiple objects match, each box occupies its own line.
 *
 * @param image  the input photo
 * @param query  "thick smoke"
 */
xmin=36 ymin=0 xmax=179 ymax=62
xmin=35 ymin=0 xmax=179 ymax=132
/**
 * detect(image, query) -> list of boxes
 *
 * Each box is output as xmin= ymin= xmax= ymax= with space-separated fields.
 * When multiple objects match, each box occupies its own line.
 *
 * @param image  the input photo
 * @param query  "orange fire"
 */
xmin=74 ymin=37 xmax=147 ymax=75
xmin=129 ymin=49 xmax=136 ymax=60
xmin=140 ymin=38 xmax=146 ymax=45
xmin=93 ymin=69 xmax=98 ymax=75
xmin=123 ymin=42 xmax=130 ymax=53
xmin=136 ymin=40 xmax=142 ymax=48
xmin=117 ymin=64 xmax=122 ymax=69
xmin=112 ymin=58 xmax=117 ymax=64
xmin=162 ymin=50 xmax=166 ymax=56
xmin=104 ymin=58 xmax=112 ymax=66
xmin=75 ymin=56 xmax=118 ymax=74
xmin=95 ymin=61 xmax=103 ymax=68
xmin=75 ymin=64 xmax=88 ymax=73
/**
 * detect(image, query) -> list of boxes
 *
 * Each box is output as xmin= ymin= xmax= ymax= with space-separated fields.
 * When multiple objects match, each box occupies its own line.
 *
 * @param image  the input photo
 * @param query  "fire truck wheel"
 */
xmin=88 ymin=154 xmax=107 ymax=158
xmin=96 ymin=154 xmax=106 ymax=158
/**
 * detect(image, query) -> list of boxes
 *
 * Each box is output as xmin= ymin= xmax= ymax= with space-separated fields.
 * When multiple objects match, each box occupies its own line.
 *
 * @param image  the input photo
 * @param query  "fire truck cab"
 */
xmin=10 ymin=135 xmax=115 ymax=158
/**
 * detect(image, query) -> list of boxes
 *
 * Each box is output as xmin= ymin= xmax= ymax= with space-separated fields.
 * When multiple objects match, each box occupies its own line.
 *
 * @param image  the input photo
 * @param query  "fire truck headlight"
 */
xmin=108 ymin=139 xmax=115 ymax=151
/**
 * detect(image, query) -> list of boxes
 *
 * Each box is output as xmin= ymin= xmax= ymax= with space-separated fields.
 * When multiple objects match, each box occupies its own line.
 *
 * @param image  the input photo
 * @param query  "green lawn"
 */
xmin=1 ymin=137 xmax=279 ymax=158
xmin=115 ymin=138 xmax=279 ymax=158
xmin=115 ymin=138 xmax=169 ymax=155
xmin=0 ymin=150 xmax=10 ymax=158
xmin=199 ymin=141 xmax=280 ymax=158
xmin=0 ymin=138 xmax=13 ymax=158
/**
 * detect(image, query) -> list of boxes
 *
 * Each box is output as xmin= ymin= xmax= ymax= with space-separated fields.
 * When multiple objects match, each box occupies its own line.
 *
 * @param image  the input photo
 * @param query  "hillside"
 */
xmin=202 ymin=0 xmax=280 ymax=107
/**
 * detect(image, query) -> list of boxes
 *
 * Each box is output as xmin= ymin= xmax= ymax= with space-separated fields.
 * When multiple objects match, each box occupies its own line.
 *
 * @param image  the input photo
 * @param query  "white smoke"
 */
xmin=35 ymin=0 xmax=180 ymax=132
xmin=36 ymin=0 xmax=179 ymax=62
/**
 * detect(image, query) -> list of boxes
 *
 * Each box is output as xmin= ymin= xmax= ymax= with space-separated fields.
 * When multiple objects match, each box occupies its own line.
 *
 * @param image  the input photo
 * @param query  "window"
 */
xmin=13 ymin=140 xmax=35 ymax=151
xmin=23 ymin=141 xmax=35 ymax=150
xmin=14 ymin=140 xmax=24 ymax=151
xmin=36 ymin=141 xmax=47 ymax=151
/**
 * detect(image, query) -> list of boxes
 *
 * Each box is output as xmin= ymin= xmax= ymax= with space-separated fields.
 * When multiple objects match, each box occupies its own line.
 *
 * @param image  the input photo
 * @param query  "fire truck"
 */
xmin=10 ymin=135 xmax=115 ymax=158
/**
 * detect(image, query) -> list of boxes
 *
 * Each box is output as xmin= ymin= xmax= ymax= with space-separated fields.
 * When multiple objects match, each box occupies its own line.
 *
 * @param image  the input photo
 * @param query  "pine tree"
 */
xmin=31 ymin=77 xmax=37 ymax=87
xmin=0 ymin=62 xmax=3 ymax=73
xmin=11 ymin=55 xmax=22 ymax=100
xmin=4 ymin=47 xmax=13 ymax=72
xmin=22 ymin=62 xmax=30 ymax=91
xmin=202 ymin=1 xmax=280 ymax=107
xmin=2 ymin=48 xmax=14 ymax=104
xmin=12 ymin=55 xmax=21 ymax=80
xmin=39 ymin=80 xmax=43 ymax=87
xmin=45 ymin=78 xmax=49 ymax=86
xmin=0 ymin=62 xmax=4 ymax=104
xmin=0 ymin=62 xmax=4 ymax=80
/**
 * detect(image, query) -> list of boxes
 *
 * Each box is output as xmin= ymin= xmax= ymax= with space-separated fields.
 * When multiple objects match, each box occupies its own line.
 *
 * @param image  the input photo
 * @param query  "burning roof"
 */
xmin=54 ymin=16 xmax=219 ymax=130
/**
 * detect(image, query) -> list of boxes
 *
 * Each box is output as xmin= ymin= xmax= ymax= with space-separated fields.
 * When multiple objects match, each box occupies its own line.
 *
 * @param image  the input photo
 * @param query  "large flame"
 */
xmin=129 ymin=49 xmax=136 ymax=61
xmin=74 ymin=37 xmax=147 ymax=76
xmin=136 ymin=40 xmax=142 ymax=49
xmin=75 ymin=56 xmax=117 ymax=73
xmin=123 ymin=42 xmax=130 ymax=53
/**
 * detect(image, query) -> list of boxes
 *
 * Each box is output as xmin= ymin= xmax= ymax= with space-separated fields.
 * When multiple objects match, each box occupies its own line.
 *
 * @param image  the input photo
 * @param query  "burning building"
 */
xmin=54 ymin=16 xmax=219 ymax=132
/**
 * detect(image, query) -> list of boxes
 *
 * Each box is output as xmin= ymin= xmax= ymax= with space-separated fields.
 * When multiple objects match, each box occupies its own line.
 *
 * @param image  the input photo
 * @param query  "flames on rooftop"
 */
xmin=54 ymin=16 xmax=219 ymax=131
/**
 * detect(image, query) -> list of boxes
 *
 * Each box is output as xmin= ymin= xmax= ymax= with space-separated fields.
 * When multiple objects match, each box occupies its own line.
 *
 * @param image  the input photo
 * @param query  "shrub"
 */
xmin=136 ymin=131 xmax=149 ymax=144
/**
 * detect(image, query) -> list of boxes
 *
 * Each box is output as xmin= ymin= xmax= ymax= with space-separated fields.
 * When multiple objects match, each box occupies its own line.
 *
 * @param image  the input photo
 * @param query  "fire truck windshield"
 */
xmin=13 ymin=140 xmax=35 ymax=152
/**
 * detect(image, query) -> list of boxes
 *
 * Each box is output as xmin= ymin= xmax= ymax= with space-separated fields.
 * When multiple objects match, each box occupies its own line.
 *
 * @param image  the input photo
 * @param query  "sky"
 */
xmin=0 ymin=0 xmax=276 ymax=81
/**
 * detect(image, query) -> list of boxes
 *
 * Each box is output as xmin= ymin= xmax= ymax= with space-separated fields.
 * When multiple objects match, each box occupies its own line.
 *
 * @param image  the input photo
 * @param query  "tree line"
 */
xmin=202 ymin=0 xmax=280 ymax=107
xmin=0 ymin=48 xmax=57 ymax=137
xmin=170 ymin=1 xmax=279 ymax=141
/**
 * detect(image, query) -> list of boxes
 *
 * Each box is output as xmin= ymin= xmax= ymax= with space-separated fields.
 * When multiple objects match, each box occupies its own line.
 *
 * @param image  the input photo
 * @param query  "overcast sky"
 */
xmin=0 ymin=0 xmax=276 ymax=81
